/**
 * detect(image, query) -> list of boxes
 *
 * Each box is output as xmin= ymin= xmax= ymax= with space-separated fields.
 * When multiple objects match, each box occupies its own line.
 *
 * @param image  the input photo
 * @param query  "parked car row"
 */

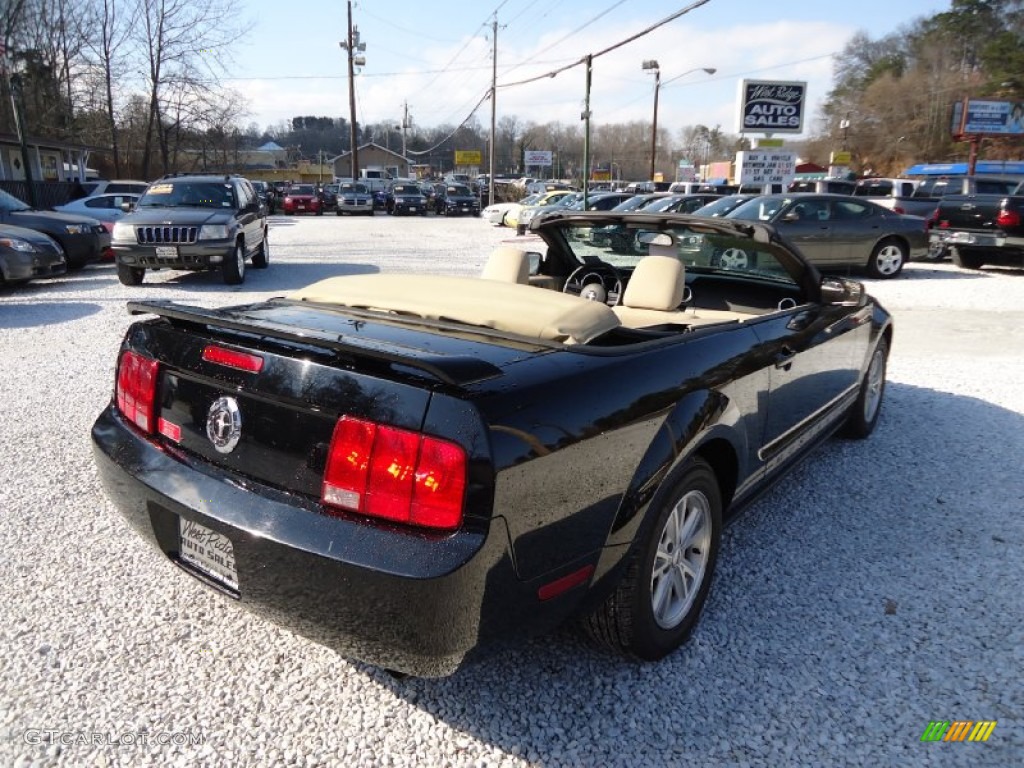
xmin=507 ymin=188 xmax=931 ymax=280
xmin=0 ymin=188 xmax=112 ymax=286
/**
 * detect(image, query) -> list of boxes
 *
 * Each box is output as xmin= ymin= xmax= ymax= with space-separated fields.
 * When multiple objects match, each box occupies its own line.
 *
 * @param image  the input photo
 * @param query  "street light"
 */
xmin=642 ymin=63 xmax=716 ymax=183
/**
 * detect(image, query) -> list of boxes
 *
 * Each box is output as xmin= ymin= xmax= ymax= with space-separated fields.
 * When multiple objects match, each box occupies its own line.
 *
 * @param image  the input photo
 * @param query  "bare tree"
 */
xmin=135 ymin=0 xmax=241 ymax=177
xmin=78 ymin=0 xmax=139 ymax=176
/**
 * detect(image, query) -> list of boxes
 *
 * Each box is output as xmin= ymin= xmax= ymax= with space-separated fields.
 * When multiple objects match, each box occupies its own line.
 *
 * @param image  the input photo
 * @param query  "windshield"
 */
xmin=692 ymin=195 xmax=753 ymax=217
xmin=341 ymin=183 xmax=367 ymax=194
xmin=0 ymin=189 xmax=31 ymax=211
xmin=854 ymin=181 xmax=892 ymax=196
xmin=724 ymin=196 xmax=791 ymax=222
xmin=612 ymin=195 xmax=659 ymax=212
xmin=137 ymin=181 xmax=237 ymax=208
xmin=558 ymin=220 xmax=797 ymax=284
xmin=447 ymin=185 xmax=472 ymax=196
xmin=290 ymin=185 xmax=315 ymax=196
xmin=393 ymin=185 xmax=420 ymax=194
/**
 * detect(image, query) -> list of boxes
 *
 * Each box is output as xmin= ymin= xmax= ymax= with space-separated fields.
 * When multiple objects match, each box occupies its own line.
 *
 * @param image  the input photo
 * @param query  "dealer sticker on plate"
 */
xmin=179 ymin=518 xmax=238 ymax=590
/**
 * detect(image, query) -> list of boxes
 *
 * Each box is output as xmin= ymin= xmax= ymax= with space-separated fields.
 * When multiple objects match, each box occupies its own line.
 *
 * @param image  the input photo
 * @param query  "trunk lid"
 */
xmin=126 ymin=299 xmax=539 ymax=497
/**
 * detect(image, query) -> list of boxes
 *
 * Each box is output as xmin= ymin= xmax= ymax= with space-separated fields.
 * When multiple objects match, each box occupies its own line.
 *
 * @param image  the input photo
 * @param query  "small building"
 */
xmin=333 ymin=143 xmax=410 ymax=180
xmin=0 ymin=132 xmax=98 ymax=183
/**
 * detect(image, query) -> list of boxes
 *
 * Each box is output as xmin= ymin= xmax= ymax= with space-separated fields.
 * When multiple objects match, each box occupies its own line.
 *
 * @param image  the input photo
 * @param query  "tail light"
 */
xmin=322 ymin=415 xmax=467 ymax=530
xmin=202 ymin=344 xmax=264 ymax=373
xmin=893 ymin=205 xmax=905 ymax=215
xmin=116 ymin=350 xmax=159 ymax=433
xmin=997 ymin=209 xmax=1021 ymax=229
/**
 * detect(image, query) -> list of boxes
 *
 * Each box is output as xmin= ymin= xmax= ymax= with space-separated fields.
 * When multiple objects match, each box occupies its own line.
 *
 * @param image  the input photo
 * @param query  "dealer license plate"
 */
xmin=155 ymin=246 xmax=178 ymax=259
xmin=179 ymin=518 xmax=238 ymax=590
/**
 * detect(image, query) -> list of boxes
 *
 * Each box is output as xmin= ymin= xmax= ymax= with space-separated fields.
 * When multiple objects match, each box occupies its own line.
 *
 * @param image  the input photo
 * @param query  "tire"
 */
xmin=866 ymin=239 xmax=907 ymax=279
xmin=583 ymin=457 xmax=722 ymax=661
xmin=842 ymin=337 xmax=889 ymax=439
xmin=252 ymin=232 xmax=269 ymax=269
xmin=951 ymin=246 xmax=985 ymax=270
xmin=714 ymin=247 xmax=751 ymax=270
xmin=221 ymin=241 xmax=245 ymax=285
xmin=336 ymin=209 xmax=342 ymax=216
xmin=116 ymin=262 xmax=145 ymax=286
xmin=923 ymin=240 xmax=948 ymax=262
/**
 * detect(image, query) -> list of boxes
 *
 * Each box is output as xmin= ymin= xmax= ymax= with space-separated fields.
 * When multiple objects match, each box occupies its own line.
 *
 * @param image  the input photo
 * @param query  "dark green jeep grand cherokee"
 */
xmin=111 ymin=174 xmax=268 ymax=286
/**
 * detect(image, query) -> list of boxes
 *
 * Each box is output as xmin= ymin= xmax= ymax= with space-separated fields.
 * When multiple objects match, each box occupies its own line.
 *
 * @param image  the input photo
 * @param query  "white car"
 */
xmin=54 ymin=193 xmax=140 ymax=232
xmin=482 ymin=193 xmax=541 ymax=226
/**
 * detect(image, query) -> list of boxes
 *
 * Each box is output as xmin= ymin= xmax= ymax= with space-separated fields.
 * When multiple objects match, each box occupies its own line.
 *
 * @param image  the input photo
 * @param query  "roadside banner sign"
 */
xmin=524 ymin=150 xmax=552 ymax=167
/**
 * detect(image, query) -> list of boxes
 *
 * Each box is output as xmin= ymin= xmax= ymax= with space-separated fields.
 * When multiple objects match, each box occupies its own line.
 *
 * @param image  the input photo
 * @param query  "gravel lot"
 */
xmin=1 ymin=212 xmax=1021 ymax=767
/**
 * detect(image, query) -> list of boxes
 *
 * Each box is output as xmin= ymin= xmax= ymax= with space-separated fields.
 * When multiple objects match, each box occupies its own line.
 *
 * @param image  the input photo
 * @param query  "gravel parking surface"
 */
xmin=1 ymin=213 xmax=1021 ymax=767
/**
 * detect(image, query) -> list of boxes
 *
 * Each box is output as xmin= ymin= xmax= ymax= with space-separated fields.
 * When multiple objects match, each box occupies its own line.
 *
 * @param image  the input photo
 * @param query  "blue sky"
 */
xmin=226 ymin=0 xmax=952 ymax=138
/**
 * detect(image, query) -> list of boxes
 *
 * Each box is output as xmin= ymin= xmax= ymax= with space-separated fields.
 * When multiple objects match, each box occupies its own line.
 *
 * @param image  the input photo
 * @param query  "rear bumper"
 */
xmin=931 ymin=231 xmax=1024 ymax=249
xmin=90 ymin=405 xmax=563 ymax=676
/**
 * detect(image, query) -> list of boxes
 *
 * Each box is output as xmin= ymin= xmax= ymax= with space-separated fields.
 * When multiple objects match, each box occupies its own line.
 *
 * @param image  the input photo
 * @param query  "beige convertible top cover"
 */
xmin=287 ymin=274 xmax=621 ymax=345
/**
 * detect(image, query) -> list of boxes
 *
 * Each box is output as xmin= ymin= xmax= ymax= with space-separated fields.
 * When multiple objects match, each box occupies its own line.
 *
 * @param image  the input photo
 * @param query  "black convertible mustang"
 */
xmin=92 ymin=211 xmax=891 ymax=676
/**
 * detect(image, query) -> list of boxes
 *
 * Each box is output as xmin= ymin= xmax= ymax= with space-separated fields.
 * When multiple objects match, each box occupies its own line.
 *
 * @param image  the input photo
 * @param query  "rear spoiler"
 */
xmin=127 ymin=300 xmax=502 ymax=386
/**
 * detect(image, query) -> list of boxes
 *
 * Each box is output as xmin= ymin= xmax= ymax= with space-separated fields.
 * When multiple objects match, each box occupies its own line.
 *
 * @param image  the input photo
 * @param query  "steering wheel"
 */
xmin=562 ymin=263 xmax=624 ymax=306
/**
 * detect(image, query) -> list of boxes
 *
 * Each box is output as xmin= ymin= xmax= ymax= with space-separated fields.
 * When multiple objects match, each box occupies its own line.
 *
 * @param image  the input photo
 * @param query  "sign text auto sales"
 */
xmin=737 ymin=80 xmax=807 ymax=134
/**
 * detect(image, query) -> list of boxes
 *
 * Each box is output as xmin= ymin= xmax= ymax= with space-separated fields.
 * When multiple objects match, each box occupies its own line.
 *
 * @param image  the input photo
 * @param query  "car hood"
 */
xmin=122 ymin=208 xmax=234 ymax=226
xmin=444 ymin=194 xmax=477 ymax=203
xmin=0 ymin=222 xmax=60 ymax=245
xmin=6 ymin=209 xmax=103 ymax=230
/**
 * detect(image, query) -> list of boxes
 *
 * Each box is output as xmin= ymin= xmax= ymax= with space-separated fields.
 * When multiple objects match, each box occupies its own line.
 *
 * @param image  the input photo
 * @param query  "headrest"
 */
xmin=622 ymin=255 xmax=685 ymax=310
xmin=481 ymin=246 xmax=530 ymax=284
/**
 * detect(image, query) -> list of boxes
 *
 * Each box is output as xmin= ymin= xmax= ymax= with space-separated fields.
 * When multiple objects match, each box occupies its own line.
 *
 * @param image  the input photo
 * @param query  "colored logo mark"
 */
xmin=921 ymin=721 xmax=996 ymax=742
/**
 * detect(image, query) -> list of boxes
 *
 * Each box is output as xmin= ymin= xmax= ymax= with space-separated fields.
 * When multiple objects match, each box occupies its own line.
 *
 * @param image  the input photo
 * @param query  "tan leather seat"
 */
xmin=612 ymin=255 xmax=689 ymax=328
xmin=481 ymin=246 xmax=530 ymax=284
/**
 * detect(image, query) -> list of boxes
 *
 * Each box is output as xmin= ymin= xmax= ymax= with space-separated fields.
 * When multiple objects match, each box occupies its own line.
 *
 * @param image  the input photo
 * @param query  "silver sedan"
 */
xmin=53 ymin=193 xmax=140 ymax=232
xmin=725 ymin=193 xmax=928 ymax=278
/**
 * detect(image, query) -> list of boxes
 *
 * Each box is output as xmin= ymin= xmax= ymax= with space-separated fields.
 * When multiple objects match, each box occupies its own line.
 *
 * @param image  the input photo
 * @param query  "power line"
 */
xmin=497 ymin=0 xmax=713 ymax=89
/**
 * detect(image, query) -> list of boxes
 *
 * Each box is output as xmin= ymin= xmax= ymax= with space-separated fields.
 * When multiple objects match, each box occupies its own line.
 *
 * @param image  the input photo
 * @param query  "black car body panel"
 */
xmin=93 ymin=212 xmax=891 ymax=676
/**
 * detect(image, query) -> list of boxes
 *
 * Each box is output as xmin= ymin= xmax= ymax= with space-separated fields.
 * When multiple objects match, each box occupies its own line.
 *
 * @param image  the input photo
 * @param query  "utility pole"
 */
xmin=340 ymin=1 xmax=365 ymax=180
xmin=402 ymin=101 xmax=409 ymax=159
xmin=582 ymin=55 xmax=592 ymax=207
xmin=488 ymin=15 xmax=497 ymax=208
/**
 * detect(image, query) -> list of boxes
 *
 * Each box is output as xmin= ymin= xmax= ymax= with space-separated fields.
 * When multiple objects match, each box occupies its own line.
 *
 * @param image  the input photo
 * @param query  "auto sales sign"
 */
xmin=737 ymin=79 xmax=807 ymax=134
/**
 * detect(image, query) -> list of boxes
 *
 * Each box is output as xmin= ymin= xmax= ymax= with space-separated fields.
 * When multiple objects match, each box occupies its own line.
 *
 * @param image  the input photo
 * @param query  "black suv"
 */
xmin=433 ymin=183 xmax=480 ymax=216
xmin=111 ymin=174 xmax=268 ymax=286
xmin=385 ymin=182 xmax=428 ymax=215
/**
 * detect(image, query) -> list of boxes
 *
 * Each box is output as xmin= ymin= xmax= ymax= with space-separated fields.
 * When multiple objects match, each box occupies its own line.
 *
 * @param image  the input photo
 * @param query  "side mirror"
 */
xmin=820 ymin=276 xmax=864 ymax=306
xmin=526 ymin=251 xmax=543 ymax=276
xmin=782 ymin=210 xmax=800 ymax=222
xmin=121 ymin=201 xmax=134 ymax=212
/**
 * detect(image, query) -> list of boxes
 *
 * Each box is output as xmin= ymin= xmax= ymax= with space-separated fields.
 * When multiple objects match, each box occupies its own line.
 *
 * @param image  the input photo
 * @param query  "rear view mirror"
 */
xmin=637 ymin=232 xmax=673 ymax=247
